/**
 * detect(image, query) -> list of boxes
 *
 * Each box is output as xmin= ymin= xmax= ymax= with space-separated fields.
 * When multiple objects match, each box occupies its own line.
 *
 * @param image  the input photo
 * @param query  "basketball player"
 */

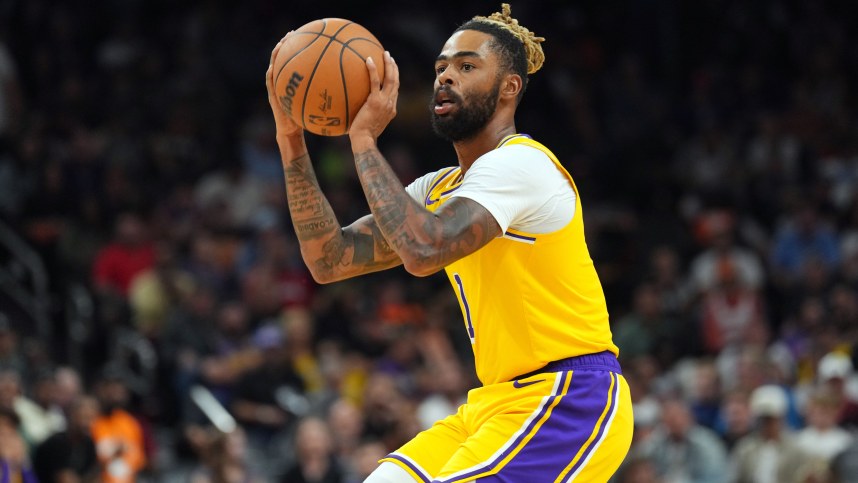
xmin=266 ymin=4 xmax=633 ymax=482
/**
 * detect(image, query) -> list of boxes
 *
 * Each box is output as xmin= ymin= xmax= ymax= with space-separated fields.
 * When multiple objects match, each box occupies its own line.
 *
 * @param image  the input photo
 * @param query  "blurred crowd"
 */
xmin=0 ymin=0 xmax=857 ymax=482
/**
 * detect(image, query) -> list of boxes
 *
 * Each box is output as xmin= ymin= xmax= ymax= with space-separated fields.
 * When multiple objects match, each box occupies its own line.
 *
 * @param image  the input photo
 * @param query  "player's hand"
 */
xmin=349 ymin=51 xmax=399 ymax=146
xmin=266 ymin=34 xmax=303 ymax=139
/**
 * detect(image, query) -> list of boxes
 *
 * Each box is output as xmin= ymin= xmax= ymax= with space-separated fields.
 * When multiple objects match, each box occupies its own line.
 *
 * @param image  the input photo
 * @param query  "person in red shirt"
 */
xmin=92 ymin=212 xmax=155 ymax=297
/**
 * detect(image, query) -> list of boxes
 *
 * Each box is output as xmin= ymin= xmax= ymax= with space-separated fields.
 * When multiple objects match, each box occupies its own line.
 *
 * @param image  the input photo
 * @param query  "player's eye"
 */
xmin=435 ymin=65 xmax=447 ymax=75
xmin=462 ymin=63 xmax=475 ymax=72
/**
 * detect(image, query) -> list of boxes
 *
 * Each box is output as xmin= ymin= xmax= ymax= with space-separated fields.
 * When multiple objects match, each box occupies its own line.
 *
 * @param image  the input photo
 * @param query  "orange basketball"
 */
xmin=272 ymin=19 xmax=385 ymax=136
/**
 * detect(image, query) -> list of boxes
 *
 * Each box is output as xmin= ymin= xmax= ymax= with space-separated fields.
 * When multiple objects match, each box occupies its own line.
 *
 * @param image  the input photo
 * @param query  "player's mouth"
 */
xmin=433 ymin=89 xmax=459 ymax=115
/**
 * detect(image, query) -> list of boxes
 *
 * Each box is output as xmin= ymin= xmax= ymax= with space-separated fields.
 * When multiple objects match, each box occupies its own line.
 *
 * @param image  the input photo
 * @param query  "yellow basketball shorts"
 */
xmin=380 ymin=352 xmax=633 ymax=482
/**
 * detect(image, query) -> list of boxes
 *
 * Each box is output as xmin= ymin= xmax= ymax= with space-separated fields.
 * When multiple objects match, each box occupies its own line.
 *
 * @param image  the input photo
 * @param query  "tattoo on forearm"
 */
xmin=353 ymin=148 xmax=500 ymax=272
xmin=284 ymin=155 xmax=338 ymax=241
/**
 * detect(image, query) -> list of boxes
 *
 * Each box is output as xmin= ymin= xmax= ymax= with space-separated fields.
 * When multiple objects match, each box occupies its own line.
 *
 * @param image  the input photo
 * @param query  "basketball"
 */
xmin=272 ymin=19 xmax=385 ymax=136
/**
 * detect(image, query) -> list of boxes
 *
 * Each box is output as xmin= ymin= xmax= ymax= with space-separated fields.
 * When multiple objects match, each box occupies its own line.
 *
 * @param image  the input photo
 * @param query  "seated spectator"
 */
xmin=14 ymin=369 xmax=66 ymax=446
xmin=794 ymin=387 xmax=854 ymax=463
xmin=281 ymin=417 xmax=343 ymax=483
xmin=0 ymin=408 xmax=36 ymax=483
xmin=690 ymin=211 xmax=765 ymax=293
xmin=612 ymin=283 xmax=684 ymax=364
xmin=91 ymin=366 xmax=147 ymax=483
xmin=716 ymin=390 xmax=753 ymax=450
xmin=91 ymin=212 xmax=156 ymax=298
xmin=699 ymin=258 xmax=765 ymax=355
xmin=189 ymin=427 xmax=264 ymax=483
xmin=815 ymin=351 xmax=858 ymax=429
xmin=771 ymin=205 xmax=840 ymax=285
xmin=231 ymin=324 xmax=305 ymax=444
xmin=416 ymin=362 xmax=467 ymax=431
xmin=639 ymin=398 xmax=728 ymax=483
xmin=33 ymin=395 xmax=99 ymax=483
xmin=327 ymin=398 xmax=365 ymax=462
xmin=730 ymin=385 xmax=811 ymax=483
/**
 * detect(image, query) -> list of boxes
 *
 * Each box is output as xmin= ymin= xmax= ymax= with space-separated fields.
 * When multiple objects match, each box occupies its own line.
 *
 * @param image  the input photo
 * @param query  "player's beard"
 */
xmin=430 ymin=80 xmax=501 ymax=142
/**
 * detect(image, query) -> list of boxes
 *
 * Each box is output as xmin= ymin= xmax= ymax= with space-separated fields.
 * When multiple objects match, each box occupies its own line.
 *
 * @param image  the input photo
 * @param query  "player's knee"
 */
xmin=364 ymin=461 xmax=421 ymax=483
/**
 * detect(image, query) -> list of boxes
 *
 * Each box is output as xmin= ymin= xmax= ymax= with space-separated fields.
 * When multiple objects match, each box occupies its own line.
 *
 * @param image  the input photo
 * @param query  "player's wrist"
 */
xmin=349 ymin=132 xmax=377 ymax=153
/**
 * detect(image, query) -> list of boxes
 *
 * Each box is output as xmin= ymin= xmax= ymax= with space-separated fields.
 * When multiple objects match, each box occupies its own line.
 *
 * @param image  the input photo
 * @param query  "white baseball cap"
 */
xmin=749 ymin=385 xmax=787 ymax=418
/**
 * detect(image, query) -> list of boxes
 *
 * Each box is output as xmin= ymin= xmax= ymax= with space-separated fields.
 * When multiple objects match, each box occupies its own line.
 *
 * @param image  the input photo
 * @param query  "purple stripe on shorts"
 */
xmin=562 ymin=372 xmax=619 ymax=480
xmin=463 ymin=370 xmax=616 ymax=483
xmin=435 ymin=371 xmax=571 ymax=483
xmin=387 ymin=453 xmax=431 ymax=483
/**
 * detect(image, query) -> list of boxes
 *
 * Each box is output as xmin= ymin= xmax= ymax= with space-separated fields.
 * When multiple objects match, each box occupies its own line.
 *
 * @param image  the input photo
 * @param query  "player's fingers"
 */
xmin=387 ymin=53 xmax=400 ymax=99
xmin=269 ymin=32 xmax=291 ymax=66
xmin=382 ymin=51 xmax=398 ymax=95
xmin=366 ymin=57 xmax=381 ymax=92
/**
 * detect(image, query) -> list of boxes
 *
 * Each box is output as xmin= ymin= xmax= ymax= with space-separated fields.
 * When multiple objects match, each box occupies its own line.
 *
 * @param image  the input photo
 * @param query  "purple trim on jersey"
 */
xmin=437 ymin=370 xmax=618 ymax=483
xmin=497 ymin=133 xmax=533 ymax=148
xmin=503 ymin=231 xmax=537 ymax=242
xmin=453 ymin=273 xmax=474 ymax=339
xmin=425 ymin=168 xmax=458 ymax=206
xmin=387 ymin=453 xmax=432 ymax=483
xmin=434 ymin=371 xmax=571 ymax=483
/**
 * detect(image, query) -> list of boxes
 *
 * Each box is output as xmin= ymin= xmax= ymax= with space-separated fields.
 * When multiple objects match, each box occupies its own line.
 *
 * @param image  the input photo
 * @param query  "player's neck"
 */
xmin=453 ymin=122 xmax=517 ymax=173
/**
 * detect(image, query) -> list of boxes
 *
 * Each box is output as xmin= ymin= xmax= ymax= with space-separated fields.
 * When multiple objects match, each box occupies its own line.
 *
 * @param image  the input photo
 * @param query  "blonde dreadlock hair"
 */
xmin=455 ymin=4 xmax=545 ymax=102
xmin=472 ymin=3 xmax=545 ymax=75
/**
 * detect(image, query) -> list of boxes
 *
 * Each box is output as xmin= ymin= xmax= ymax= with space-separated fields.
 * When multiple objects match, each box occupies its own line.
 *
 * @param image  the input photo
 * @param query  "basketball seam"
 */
xmin=288 ymin=31 xmax=383 ymax=61
xmin=300 ymin=21 xmax=355 ymax=131
xmin=338 ymin=44 xmax=351 ymax=131
xmin=339 ymin=37 xmax=382 ymax=131
xmin=274 ymin=20 xmax=327 ymax=89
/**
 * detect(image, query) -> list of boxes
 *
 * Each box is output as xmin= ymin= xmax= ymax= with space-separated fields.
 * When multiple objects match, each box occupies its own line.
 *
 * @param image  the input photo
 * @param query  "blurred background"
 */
xmin=0 ymin=0 xmax=857 ymax=481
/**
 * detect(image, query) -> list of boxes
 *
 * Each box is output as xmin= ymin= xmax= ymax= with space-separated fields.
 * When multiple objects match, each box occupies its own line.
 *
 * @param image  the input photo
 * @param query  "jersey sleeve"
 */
xmin=449 ymin=145 xmax=571 ymax=234
xmin=405 ymin=168 xmax=449 ymax=205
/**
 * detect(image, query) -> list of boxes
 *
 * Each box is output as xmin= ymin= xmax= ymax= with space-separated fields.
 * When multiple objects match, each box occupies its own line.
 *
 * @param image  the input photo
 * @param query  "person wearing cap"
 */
xmin=817 ymin=351 xmax=858 ymax=429
xmin=730 ymin=385 xmax=811 ymax=483
xmin=794 ymin=386 xmax=854 ymax=463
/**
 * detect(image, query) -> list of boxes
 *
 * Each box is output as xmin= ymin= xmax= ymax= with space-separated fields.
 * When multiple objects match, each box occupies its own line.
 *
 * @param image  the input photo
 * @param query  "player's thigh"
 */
xmin=434 ymin=370 xmax=632 ymax=482
xmin=379 ymin=407 xmax=469 ymax=482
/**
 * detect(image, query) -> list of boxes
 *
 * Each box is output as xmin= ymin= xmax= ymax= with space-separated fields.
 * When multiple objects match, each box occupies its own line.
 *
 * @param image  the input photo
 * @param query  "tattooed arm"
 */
xmin=278 ymin=137 xmax=402 ymax=283
xmin=347 ymin=53 xmax=501 ymax=277
xmin=267 ymin=37 xmax=401 ymax=283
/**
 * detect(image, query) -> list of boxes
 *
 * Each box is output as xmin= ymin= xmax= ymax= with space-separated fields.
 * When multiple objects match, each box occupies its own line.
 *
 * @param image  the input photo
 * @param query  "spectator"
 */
xmin=327 ymin=398 xmax=365 ymax=462
xmin=128 ymin=240 xmax=195 ymax=339
xmin=189 ymin=427 xmax=264 ymax=483
xmin=231 ymin=323 xmax=305 ymax=445
xmin=699 ymin=258 xmax=765 ymax=355
xmin=730 ymin=385 xmax=811 ymax=483
xmin=716 ymin=390 xmax=753 ymax=451
xmin=690 ymin=211 xmax=765 ymax=293
xmin=612 ymin=283 xmax=684 ymax=364
xmin=416 ymin=362 xmax=467 ymax=431
xmin=771 ymin=206 xmax=840 ymax=284
xmin=14 ymin=369 xmax=66 ymax=446
xmin=794 ymin=388 xmax=853 ymax=463
xmin=32 ymin=395 xmax=99 ymax=483
xmin=281 ymin=417 xmax=344 ymax=483
xmin=91 ymin=366 xmax=147 ymax=483
xmin=815 ymin=351 xmax=858 ymax=428
xmin=344 ymin=440 xmax=387 ymax=483
xmin=639 ymin=398 xmax=728 ymax=483
xmin=92 ymin=212 xmax=156 ymax=297
xmin=0 ymin=408 xmax=36 ymax=483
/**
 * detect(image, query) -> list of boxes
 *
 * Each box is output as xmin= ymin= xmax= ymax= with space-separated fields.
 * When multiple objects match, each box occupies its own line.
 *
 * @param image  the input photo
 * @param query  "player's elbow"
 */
xmin=401 ymin=249 xmax=442 ymax=277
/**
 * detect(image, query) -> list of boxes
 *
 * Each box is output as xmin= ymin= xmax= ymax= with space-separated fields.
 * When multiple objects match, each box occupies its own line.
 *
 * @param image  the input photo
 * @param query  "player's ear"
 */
xmin=500 ymin=73 xmax=523 ymax=100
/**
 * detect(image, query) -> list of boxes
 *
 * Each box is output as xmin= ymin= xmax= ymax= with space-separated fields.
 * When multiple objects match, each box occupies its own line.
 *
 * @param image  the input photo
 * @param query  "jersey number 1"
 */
xmin=453 ymin=273 xmax=475 ymax=344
